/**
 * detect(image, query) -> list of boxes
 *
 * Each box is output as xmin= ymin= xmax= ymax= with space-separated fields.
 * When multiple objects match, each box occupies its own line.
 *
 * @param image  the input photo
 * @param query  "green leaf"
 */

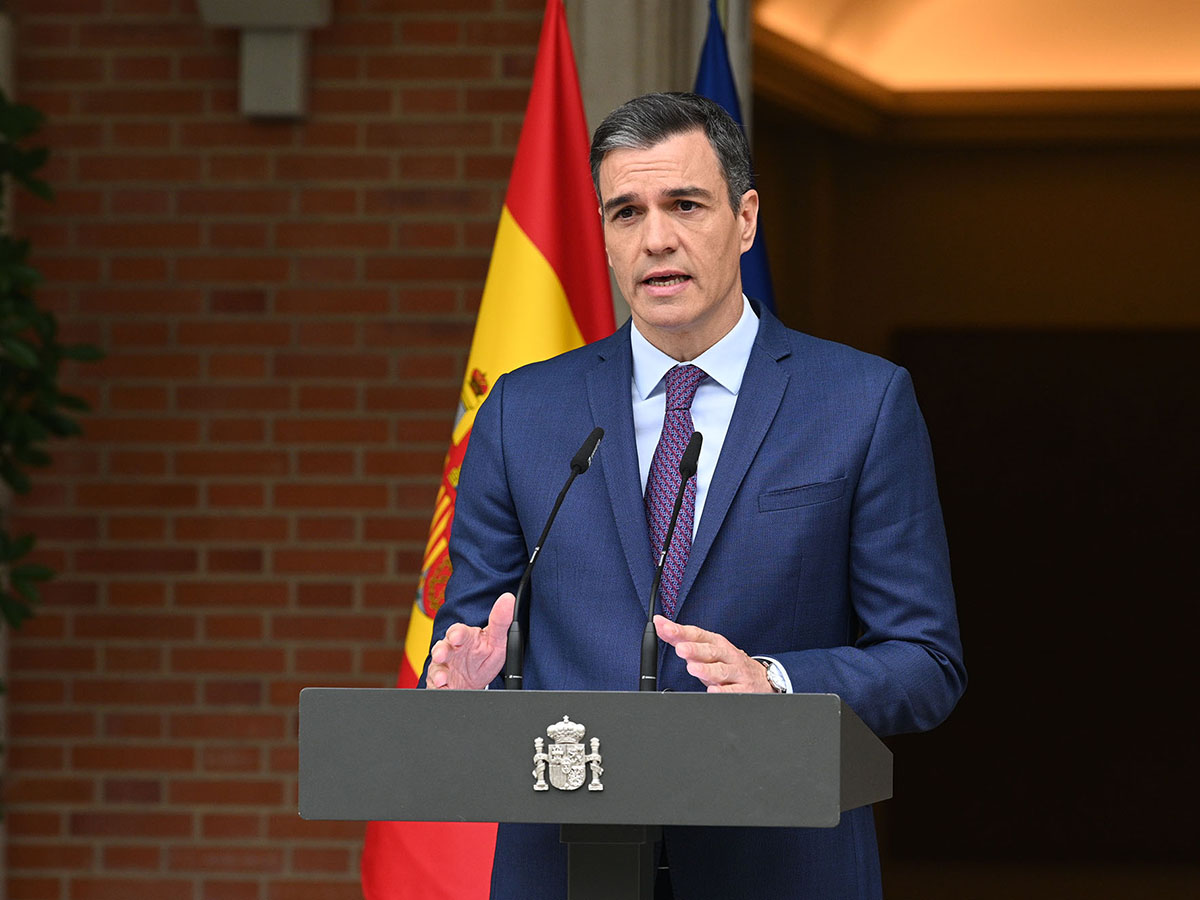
xmin=7 ymin=532 xmax=35 ymax=561
xmin=11 ymin=563 xmax=55 ymax=582
xmin=0 ymin=458 xmax=32 ymax=495
xmin=61 ymin=344 xmax=104 ymax=363
xmin=0 ymin=335 xmax=40 ymax=368
xmin=11 ymin=577 xmax=41 ymax=605
xmin=0 ymin=590 xmax=35 ymax=628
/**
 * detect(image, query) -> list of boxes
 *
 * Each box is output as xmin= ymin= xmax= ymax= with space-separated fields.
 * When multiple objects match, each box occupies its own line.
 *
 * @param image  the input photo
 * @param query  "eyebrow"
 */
xmin=602 ymin=185 xmax=716 ymax=216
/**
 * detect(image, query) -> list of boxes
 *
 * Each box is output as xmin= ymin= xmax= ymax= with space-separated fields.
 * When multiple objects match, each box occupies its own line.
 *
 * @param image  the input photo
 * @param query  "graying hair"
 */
xmin=589 ymin=92 xmax=753 ymax=213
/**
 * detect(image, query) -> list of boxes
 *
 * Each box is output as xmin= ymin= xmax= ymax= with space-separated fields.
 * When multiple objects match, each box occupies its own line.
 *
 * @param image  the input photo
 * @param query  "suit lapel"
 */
xmin=676 ymin=307 xmax=791 ymax=613
xmin=585 ymin=324 xmax=655 ymax=608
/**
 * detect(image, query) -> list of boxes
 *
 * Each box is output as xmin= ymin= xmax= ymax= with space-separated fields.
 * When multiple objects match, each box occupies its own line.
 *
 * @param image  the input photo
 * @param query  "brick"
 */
xmin=171 ymin=647 xmax=286 ymax=674
xmin=5 ymin=879 xmax=57 ymax=900
xmin=208 ymin=419 xmax=267 ymax=442
xmin=9 ymin=645 xmax=97 ymax=672
xmin=171 ymin=714 xmax=284 ymax=741
xmin=103 ymin=714 xmax=164 ymax=738
xmin=298 ymin=189 xmax=358 ymax=215
xmin=275 ymin=154 xmax=390 ymax=181
xmin=272 ymin=549 xmax=387 ymax=575
xmin=70 ymin=878 xmax=192 ymax=900
xmin=366 ymin=52 xmax=493 ymax=81
xmin=108 ymin=582 xmax=168 ymax=607
xmin=272 ymin=615 xmax=384 ymax=641
xmin=110 ymin=123 xmax=173 ymax=148
xmin=175 ymin=515 xmax=288 ymax=541
xmin=291 ymin=847 xmax=352 ymax=873
xmin=112 ymin=55 xmax=173 ymax=80
xmin=80 ymin=87 xmax=205 ymax=118
xmin=294 ymin=256 xmax=357 ymax=283
xmin=109 ymin=385 xmax=170 ymax=411
xmin=103 ymin=778 xmax=162 ymax=803
xmin=74 ymin=548 xmax=198 ymax=574
xmin=365 ymin=120 xmax=492 ymax=149
xmin=207 ymin=548 xmax=265 ymax=572
xmin=7 ymin=811 xmax=64 ymax=838
xmin=71 ymin=747 xmax=194 ymax=773
xmin=364 ymin=516 xmax=429 ymax=542
xmin=293 ymin=320 xmax=357 ymax=348
xmin=276 ymin=222 xmax=390 ymax=250
xmin=208 ymin=353 xmax=268 ymax=379
xmin=98 ymin=351 xmax=202 ymax=377
xmin=176 ymin=582 xmax=288 ymax=608
xmin=78 ymin=222 xmax=201 ymax=248
xmin=108 ymin=452 xmax=169 ymax=477
xmin=9 ymin=712 xmax=94 ymax=738
xmin=178 ymin=122 xmax=294 ymax=148
xmin=178 ymin=54 xmax=239 ymax=81
xmin=5 ymin=748 xmax=66 ymax=772
xmin=7 ymin=679 xmax=67 ymax=704
xmin=76 ymin=483 xmax=199 ymax=509
xmin=168 ymin=846 xmax=284 ymax=873
xmin=209 ymin=155 xmax=270 ymax=180
xmin=275 ymin=288 xmax=388 ymax=315
xmin=79 ymin=154 xmax=203 ymax=182
xmin=102 ymin=845 xmax=161 ymax=871
xmin=309 ymin=88 xmax=392 ymax=116
xmin=176 ymin=385 xmax=291 ymax=411
xmin=273 ymin=419 xmax=389 ymax=444
xmin=296 ymin=451 xmax=356 ymax=475
xmin=4 ymin=777 xmax=94 ymax=805
xmin=107 ymin=515 xmax=168 ymax=541
xmin=175 ymin=257 xmax=291 ymax=283
xmin=86 ymin=418 xmax=201 ymax=444
xmin=102 ymin=646 xmax=164 ymax=672
xmin=201 ymin=815 xmax=261 ymax=840
xmin=274 ymin=483 xmax=387 ymax=509
xmin=274 ymin=352 xmax=388 ymax=379
xmin=168 ymin=779 xmax=284 ymax=806
xmin=202 ymin=680 xmax=264 ymax=705
xmin=295 ymin=583 xmax=353 ymax=608
xmin=8 ymin=841 xmax=92 ymax=869
xmin=75 ymin=613 xmax=196 ymax=641
xmin=79 ymin=23 xmax=204 ymax=49
xmin=296 ymin=517 xmax=355 ymax=541
xmin=297 ymin=385 xmax=359 ymax=410
xmin=205 ymin=483 xmax=267 ymax=507
xmin=177 ymin=188 xmax=292 ymax=215
xmin=364 ymin=254 xmax=489 ymax=282
xmin=209 ymin=223 xmax=270 ymax=250
xmin=74 ymin=679 xmax=194 ymax=705
xmin=109 ymin=257 xmax=170 ymax=281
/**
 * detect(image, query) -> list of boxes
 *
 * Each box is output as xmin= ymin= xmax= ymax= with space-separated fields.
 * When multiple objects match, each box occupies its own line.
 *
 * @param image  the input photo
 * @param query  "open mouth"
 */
xmin=643 ymin=274 xmax=690 ymax=287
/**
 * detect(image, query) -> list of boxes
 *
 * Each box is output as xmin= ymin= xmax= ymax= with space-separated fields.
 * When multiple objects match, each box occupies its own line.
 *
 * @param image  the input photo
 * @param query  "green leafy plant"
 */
xmin=0 ymin=88 xmax=102 ymax=630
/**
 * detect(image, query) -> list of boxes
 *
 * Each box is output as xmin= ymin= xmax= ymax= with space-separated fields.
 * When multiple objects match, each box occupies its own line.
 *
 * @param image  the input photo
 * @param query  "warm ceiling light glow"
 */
xmin=755 ymin=0 xmax=1200 ymax=91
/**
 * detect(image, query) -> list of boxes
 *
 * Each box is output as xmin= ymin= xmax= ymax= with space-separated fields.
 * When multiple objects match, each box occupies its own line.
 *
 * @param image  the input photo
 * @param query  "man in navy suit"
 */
xmin=425 ymin=93 xmax=965 ymax=899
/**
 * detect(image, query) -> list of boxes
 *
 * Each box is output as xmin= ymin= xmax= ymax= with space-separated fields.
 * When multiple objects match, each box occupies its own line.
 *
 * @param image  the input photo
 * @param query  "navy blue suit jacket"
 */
xmin=426 ymin=304 xmax=965 ymax=899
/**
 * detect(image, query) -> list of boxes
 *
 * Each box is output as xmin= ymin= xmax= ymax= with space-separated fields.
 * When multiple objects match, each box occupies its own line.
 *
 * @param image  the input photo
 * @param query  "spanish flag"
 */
xmin=359 ymin=2 xmax=614 ymax=897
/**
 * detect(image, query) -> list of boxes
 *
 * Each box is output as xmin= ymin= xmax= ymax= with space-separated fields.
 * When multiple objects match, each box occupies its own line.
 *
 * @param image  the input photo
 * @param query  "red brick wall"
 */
xmin=6 ymin=1 xmax=543 ymax=897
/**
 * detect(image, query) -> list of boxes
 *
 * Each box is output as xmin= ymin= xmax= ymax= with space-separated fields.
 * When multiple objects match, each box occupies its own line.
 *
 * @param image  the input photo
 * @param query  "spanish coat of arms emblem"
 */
xmin=533 ymin=716 xmax=603 ymax=792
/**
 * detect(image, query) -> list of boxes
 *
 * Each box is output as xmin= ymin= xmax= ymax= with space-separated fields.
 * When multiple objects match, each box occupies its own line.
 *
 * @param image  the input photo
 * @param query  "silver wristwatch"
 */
xmin=758 ymin=658 xmax=787 ymax=693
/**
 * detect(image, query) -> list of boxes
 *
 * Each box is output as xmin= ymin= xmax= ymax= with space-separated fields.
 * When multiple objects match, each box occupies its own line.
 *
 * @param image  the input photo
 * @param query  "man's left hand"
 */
xmin=654 ymin=615 xmax=774 ymax=693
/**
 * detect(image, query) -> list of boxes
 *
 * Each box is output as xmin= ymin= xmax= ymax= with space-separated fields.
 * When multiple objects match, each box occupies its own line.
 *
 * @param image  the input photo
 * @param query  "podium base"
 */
xmin=561 ymin=824 xmax=662 ymax=900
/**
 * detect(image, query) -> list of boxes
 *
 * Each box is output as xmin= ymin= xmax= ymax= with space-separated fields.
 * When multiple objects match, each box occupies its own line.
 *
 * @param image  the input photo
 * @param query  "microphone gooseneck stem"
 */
xmin=503 ymin=427 xmax=604 ymax=691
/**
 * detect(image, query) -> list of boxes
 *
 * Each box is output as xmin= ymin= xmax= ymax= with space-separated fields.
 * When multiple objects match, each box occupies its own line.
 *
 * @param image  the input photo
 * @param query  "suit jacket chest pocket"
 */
xmin=758 ymin=477 xmax=846 ymax=513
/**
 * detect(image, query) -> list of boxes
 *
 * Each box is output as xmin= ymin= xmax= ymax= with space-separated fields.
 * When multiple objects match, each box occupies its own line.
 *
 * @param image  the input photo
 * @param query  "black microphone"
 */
xmin=640 ymin=431 xmax=702 ymax=691
xmin=504 ymin=426 xmax=603 ymax=689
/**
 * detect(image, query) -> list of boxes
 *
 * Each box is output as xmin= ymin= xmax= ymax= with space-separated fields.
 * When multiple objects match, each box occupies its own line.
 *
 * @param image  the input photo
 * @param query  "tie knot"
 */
xmin=665 ymin=364 xmax=706 ymax=411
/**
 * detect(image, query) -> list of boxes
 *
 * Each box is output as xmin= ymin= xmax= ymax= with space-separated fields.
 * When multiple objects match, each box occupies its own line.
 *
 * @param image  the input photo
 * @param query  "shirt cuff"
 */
xmin=752 ymin=656 xmax=794 ymax=694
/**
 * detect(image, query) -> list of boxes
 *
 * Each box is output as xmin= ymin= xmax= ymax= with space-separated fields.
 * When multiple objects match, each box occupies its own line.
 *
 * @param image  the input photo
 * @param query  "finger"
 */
xmin=444 ymin=622 xmax=476 ymax=648
xmin=674 ymin=640 xmax=733 ymax=664
xmin=487 ymin=592 xmax=516 ymax=633
xmin=654 ymin=616 xmax=714 ymax=647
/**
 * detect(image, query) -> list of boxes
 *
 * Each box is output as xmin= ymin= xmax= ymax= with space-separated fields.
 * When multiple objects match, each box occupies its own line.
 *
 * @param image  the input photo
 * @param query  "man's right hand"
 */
xmin=425 ymin=592 xmax=515 ymax=690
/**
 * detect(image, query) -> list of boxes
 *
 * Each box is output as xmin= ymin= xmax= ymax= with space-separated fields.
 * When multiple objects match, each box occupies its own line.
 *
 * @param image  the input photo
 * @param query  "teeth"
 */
xmin=646 ymin=275 xmax=687 ymax=286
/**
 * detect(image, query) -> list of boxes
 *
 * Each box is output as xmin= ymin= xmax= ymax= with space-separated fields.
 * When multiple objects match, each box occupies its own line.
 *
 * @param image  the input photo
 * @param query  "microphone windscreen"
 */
xmin=570 ymin=427 xmax=604 ymax=474
xmin=679 ymin=431 xmax=703 ymax=479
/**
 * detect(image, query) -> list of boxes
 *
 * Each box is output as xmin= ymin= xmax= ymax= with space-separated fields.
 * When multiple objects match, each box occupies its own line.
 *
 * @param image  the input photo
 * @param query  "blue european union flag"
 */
xmin=694 ymin=0 xmax=775 ymax=312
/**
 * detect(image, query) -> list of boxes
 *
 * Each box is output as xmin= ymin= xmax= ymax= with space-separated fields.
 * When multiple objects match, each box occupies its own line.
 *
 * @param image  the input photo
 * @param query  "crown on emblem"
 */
xmin=546 ymin=716 xmax=586 ymax=744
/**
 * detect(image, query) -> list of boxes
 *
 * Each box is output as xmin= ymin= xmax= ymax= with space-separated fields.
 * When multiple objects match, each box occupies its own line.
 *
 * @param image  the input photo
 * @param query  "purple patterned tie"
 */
xmin=645 ymin=364 xmax=707 ymax=619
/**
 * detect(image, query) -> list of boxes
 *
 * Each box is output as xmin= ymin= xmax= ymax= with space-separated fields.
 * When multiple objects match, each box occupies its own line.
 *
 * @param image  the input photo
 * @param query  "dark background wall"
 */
xmin=756 ymin=98 xmax=1200 ymax=898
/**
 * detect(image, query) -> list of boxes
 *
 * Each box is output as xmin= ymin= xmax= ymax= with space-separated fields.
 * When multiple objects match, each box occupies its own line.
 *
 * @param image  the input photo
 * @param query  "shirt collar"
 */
xmin=630 ymin=296 xmax=759 ymax=401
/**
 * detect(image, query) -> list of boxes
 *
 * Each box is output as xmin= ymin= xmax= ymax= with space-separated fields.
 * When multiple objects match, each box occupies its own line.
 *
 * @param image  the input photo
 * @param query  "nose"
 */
xmin=642 ymin=208 xmax=677 ymax=256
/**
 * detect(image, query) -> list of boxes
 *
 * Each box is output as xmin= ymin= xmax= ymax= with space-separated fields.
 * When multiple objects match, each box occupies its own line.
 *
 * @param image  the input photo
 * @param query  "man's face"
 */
xmin=598 ymin=128 xmax=758 ymax=361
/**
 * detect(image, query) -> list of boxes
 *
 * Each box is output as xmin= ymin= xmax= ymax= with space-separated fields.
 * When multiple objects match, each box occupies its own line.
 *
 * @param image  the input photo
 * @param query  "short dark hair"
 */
xmin=589 ymin=91 xmax=752 ymax=213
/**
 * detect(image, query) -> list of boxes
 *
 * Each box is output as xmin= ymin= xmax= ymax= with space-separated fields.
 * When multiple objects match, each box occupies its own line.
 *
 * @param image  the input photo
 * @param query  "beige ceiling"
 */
xmin=755 ymin=0 xmax=1200 ymax=91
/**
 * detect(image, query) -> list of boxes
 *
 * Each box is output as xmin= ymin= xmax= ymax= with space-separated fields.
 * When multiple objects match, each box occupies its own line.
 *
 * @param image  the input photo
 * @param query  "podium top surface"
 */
xmin=299 ymin=688 xmax=891 ymax=828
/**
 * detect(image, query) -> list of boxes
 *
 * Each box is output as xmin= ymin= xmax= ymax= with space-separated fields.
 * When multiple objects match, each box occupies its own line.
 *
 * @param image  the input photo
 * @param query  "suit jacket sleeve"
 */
xmin=773 ymin=366 xmax=965 ymax=736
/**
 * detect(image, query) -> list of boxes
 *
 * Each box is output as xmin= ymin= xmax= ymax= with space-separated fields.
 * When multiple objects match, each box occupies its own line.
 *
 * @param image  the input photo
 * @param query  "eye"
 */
xmin=677 ymin=199 xmax=699 ymax=212
xmin=612 ymin=206 xmax=636 ymax=221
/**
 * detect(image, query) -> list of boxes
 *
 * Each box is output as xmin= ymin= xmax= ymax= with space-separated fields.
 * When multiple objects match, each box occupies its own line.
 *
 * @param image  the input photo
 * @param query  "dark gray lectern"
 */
xmin=299 ymin=689 xmax=891 ymax=900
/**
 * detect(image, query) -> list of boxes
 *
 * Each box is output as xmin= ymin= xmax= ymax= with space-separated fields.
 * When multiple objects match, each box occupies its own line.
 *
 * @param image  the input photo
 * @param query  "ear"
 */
xmin=737 ymin=189 xmax=759 ymax=253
